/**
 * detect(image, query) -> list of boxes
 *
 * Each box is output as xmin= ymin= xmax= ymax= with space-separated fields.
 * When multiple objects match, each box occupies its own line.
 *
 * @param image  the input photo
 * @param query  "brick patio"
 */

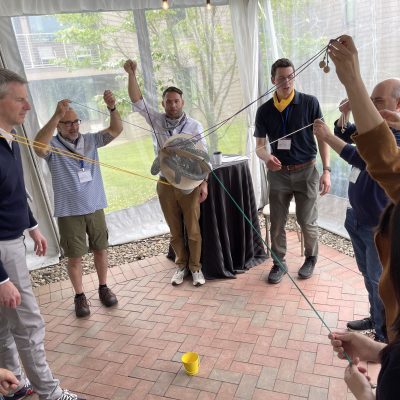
xmin=29 ymin=231 xmax=378 ymax=400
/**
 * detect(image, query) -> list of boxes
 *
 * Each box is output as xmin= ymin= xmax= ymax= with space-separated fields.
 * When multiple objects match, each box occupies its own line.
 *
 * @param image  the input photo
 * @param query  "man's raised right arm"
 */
xmin=124 ymin=59 xmax=142 ymax=103
xmin=34 ymin=99 xmax=70 ymax=158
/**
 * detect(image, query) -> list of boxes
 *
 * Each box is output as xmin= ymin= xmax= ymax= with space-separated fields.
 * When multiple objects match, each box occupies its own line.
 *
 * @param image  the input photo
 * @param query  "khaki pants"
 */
xmin=267 ymin=165 xmax=319 ymax=261
xmin=157 ymin=181 xmax=201 ymax=271
xmin=0 ymin=237 xmax=63 ymax=400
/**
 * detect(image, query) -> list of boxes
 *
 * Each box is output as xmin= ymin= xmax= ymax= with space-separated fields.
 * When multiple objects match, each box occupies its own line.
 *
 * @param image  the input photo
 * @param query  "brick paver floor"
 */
xmin=28 ymin=231 xmax=378 ymax=399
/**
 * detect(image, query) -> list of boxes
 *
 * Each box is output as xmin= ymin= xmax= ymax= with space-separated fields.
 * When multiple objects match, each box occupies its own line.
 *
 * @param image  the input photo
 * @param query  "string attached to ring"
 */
xmin=319 ymin=41 xmax=331 ymax=73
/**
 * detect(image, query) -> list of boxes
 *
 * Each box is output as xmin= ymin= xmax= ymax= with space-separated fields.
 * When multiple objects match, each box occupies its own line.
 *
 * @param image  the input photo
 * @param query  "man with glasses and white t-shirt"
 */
xmin=34 ymin=92 xmax=122 ymax=318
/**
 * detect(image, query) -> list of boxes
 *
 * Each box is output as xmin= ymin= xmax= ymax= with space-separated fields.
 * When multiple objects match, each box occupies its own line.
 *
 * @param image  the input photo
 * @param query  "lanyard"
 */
xmin=56 ymin=136 xmax=85 ymax=171
xmin=281 ymin=106 xmax=290 ymax=135
xmin=167 ymin=121 xmax=188 ymax=137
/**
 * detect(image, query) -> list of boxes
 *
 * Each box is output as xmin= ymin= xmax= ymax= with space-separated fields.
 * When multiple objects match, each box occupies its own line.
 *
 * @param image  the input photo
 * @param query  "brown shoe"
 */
xmin=74 ymin=294 xmax=90 ymax=318
xmin=99 ymin=286 xmax=118 ymax=307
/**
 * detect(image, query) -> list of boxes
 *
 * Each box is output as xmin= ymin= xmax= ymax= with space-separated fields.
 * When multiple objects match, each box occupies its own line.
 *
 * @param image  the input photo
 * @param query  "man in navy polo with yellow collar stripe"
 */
xmin=255 ymin=58 xmax=331 ymax=284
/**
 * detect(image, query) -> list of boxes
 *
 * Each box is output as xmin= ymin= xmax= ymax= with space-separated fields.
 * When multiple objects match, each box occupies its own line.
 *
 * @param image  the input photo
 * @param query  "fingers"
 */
xmin=55 ymin=99 xmax=71 ymax=117
xmin=103 ymin=90 xmax=116 ymax=107
xmin=123 ymin=59 xmax=137 ymax=73
xmin=35 ymin=238 xmax=47 ymax=257
xmin=320 ymin=185 xmax=328 ymax=196
xmin=41 ymin=238 xmax=48 ymax=256
xmin=3 ymin=293 xmax=20 ymax=309
xmin=0 ymin=283 xmax=21 ymax=309
xmin=59 ymin=99 xmax=71 ymax=107
xmin=15 ymin=291 xmax=21 ymax=307
xmin=34 ymin=240 xmax=42 ymax=256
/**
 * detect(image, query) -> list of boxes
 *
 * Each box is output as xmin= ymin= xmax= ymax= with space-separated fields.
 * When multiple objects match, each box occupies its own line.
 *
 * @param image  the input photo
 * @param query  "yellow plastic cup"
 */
xmin=181 ymin=352 xmax=200 ymax=375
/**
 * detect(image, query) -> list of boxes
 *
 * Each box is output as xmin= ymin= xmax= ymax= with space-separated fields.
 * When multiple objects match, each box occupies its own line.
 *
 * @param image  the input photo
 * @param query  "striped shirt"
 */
xmin=44 ymin=132 xmax=110 ymax=217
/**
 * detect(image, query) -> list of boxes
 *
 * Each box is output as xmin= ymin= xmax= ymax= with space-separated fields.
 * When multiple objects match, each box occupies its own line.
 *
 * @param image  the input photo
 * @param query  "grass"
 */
xmin=99 ymin=105 xmax=351 ymax=213
xmin=99 ymin=117 xmax=247 ymax=212
xmin=98 ymin=136 xmax=157 ymax=213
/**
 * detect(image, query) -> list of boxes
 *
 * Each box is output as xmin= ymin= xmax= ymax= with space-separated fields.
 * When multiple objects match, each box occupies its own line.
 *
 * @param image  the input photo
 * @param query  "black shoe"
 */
xmin=99 ymin=286 xmax=118 ymax=307
xmin=298 ymin=256 xmax=317 ymax=279
xmin=267 ymin=262 xmax=287 ymax=284
xmin=74 ymin=294 xmax=90 ymax=318
xmin=347 ymin=317 xmax=374 ymax=331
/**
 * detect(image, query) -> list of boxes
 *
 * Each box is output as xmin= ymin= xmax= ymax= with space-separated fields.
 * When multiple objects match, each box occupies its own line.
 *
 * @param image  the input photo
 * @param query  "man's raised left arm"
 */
xmin=102 ymin=90 xmax=123 ymax=139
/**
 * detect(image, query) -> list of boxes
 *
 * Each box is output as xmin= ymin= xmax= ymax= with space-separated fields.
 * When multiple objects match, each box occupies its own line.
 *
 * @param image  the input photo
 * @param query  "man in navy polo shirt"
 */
xmin=255 ymin=58 xmax=331 ymax=284
xmin=313 ymin=78 xmax=400 ymax=342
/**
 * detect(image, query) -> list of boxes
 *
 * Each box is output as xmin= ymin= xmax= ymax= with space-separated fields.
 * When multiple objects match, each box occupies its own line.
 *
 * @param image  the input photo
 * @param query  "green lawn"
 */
xmin=98 ymin=136 xmax=157 ymax=213
xmin=99 ymin=117 xmax=247 ymax=212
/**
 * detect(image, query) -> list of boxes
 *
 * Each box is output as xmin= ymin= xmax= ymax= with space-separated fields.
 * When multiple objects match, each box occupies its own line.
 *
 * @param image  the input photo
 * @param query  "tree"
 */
xmin=145 ymin=7 xmax=237 ymax=151
xmin=53 ymin=7 xmax=239 ymax=151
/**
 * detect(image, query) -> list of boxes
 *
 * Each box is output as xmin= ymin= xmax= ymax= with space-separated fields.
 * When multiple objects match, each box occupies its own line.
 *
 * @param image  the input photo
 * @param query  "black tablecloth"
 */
xmin=200 ymin=160 xmax=267 ymax=279
xmin=167 ymin=159 xmax=267 ymax=279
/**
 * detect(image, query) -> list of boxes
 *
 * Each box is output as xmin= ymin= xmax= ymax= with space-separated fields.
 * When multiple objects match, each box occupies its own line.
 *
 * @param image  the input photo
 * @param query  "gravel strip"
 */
xmin=30 ymin=214 xmax=354 ymax=288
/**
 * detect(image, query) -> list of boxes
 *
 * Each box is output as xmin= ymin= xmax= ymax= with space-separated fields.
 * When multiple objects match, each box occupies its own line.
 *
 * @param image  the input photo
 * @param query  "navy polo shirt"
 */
xmin=254 ymin=91 xmax=322 ymax=165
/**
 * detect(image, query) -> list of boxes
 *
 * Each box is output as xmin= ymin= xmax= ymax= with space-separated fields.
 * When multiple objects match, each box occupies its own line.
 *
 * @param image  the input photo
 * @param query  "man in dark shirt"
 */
xmin=0 ymin=68 xmax=83 ymax=400
xmin=255 ymin=58 xmax=331 ymax=284
xmin=313 ymin=78 xmax=400 ymax=342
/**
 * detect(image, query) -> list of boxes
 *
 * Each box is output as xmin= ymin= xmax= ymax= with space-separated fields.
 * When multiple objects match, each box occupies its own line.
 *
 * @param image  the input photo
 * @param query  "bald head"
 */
xmin=371 ymin=78 xmax=400 ymax=112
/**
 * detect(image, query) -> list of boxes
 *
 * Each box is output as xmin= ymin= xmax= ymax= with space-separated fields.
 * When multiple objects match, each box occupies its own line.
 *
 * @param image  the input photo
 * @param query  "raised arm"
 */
xmin=102 ymin=90 xmax=123 ymax=138
xmin=329 ymin=36 xmax=400 ymax=202
xmin=328 ymin=36 xmax=384 ymax=133
xmin=124 ymin=59 xmax=142 ymax=103
xmin=34 ymin=99 xmax=70 ymax=157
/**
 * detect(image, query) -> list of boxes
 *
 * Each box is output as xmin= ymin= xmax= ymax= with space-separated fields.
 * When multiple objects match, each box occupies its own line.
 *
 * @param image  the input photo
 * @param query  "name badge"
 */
xmin=277 ymin=139 xmax=291 ymax=150
xmin=78 ymin=170 xmax=92 ymax=183
xmin=349 ymin=167 xmax=361 ymax=184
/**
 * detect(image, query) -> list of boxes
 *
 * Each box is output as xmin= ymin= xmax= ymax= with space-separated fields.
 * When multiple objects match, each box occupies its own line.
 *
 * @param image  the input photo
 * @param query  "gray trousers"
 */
xmin=0 ymin=237 xmax=62 ymax=400
xmin=267 ymin=165 xmax=319 ymax=261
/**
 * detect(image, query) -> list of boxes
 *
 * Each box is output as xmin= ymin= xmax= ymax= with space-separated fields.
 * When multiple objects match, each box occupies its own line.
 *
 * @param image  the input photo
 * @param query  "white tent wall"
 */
xmin=0 ymin=16 xmax=61 ymax=268
xmin=0 ymin=0 xmax=229 ymax=16
xmin=2 ymin=0 xmax=400 ymax=271
xmin=230 ymin=0 xmax=268 ymax=209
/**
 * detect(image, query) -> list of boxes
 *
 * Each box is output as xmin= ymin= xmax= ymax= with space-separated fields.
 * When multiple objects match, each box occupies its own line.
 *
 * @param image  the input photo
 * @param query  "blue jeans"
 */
xmin=344 ymin=208 xmax=385 ymax=340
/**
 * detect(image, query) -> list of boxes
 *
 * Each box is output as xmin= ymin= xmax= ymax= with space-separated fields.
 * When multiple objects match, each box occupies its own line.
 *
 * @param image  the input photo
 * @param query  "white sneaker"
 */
xmin=192 ymin=270 xmax=205 ymax=286
xmin=57 ymin=389 xmax=85 ymax=400
xmin=171 ymin=268 xmax=188 ymax=285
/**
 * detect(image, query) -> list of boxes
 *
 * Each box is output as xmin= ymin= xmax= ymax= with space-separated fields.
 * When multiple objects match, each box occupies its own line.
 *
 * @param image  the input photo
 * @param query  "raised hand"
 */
xmin=124 ymin=59 xmax=137 ymax=75
xmin=54 ymin=99 xmax=71 ymax=120
xmin=328 ymin=36 xmax=361 ymax=87
xmin=103 ymin=90 xmax=116 ymax=110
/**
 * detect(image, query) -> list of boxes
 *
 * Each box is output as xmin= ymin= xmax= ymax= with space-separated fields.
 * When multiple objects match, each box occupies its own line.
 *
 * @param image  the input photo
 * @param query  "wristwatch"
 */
xmin=323 ymin=166 xmax=331 ymax=172
xmin=108 ymin=106 xmax=116 ymax=112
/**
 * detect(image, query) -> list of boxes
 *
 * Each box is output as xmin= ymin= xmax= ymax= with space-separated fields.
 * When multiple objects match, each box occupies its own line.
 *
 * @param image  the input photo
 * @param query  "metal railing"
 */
xmin=15 ymin=32 xmax=101 ymax=69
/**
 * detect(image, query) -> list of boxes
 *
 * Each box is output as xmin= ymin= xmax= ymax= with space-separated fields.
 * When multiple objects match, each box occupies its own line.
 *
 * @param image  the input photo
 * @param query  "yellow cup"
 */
xmin=181 ymin=352 xmax=200 ymax=375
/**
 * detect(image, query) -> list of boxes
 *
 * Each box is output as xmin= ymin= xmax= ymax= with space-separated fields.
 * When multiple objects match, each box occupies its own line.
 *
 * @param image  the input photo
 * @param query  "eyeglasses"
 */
xmin=59 ymin=119 xmax=81 ymax=128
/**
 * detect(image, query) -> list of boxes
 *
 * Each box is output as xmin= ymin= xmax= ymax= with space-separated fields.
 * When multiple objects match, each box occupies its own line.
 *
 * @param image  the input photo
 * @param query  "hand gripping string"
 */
xmin=1 ymin=131 xmax=169 ymax=185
